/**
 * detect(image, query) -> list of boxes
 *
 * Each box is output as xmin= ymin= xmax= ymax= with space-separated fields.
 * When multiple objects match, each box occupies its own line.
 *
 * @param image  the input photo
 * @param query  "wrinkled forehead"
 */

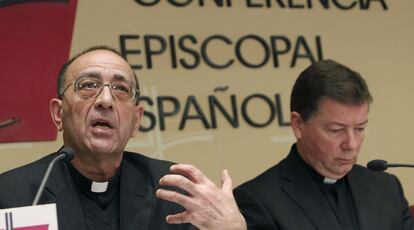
xmin=66 ymin=49 xmax=135 ymax=83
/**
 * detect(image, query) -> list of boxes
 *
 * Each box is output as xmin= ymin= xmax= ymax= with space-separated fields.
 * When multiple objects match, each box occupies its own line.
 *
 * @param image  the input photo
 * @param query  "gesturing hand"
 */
xmin=156 ymin=164 xmax=247 ymax=230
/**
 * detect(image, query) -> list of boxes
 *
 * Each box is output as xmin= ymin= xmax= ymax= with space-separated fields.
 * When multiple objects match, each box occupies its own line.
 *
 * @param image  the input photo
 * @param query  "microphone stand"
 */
xmin=32 ymin=149 xmax=74 ymax=205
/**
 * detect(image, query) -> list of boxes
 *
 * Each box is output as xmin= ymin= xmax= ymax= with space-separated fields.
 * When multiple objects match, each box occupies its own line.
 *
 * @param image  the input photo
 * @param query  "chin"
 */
xmin=337 ymin=168 xmax=352 ymax=178
xmin=88 ymin=141 xmax=118 ymax=154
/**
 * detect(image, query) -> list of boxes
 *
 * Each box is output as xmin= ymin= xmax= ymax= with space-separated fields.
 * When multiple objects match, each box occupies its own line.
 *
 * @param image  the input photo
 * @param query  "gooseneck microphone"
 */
xmin=32 ymin=148 xmax=75 ymax=205
xmin=367 ymin=159 xmax=414 ymax=171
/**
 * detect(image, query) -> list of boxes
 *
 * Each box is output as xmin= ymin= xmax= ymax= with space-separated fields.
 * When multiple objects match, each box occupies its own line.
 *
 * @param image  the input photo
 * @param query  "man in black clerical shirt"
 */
xmin=0 ymin=46 xmax=246 ymax=230
xmin=234 ymin=60 xmax=414 ymax=230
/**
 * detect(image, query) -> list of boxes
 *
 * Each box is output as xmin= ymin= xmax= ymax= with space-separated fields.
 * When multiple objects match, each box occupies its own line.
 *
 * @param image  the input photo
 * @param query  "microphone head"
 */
xmin=367 ymin=159 xmax=388 ymax=171
xmin=58 ymin=148 xmax=75 ymax=162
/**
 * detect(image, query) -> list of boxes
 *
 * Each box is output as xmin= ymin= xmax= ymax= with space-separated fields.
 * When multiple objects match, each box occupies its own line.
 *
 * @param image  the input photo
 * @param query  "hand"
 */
xmin=156 ymin=164 xmax=247 ymax=230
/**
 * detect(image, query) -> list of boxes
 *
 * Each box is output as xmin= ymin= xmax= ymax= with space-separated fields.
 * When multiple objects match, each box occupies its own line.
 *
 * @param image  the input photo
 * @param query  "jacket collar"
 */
xmin=280 ymin=145 xmax=380 ymax=230
xmin=279 ymin=147 xmax=342 ymax=230
xmin=347 ymin=167 xmax=377 ymax=230
xmin=119 ymin=158 xmax=154 ymax=230
xmin=43 ymin=151 xmax=87 ymax=230
xmin=43 ymin=151 xmax=156 ymax=230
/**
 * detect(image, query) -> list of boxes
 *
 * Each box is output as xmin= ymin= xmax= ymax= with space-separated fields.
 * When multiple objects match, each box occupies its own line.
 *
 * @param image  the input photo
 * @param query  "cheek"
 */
xmin=324 ymin=139 xmax=343 ymax=156
xmin=63 ymin=104 xmax=88 ymax=128
xmin=118 ymin=108 xmax=137 ymax=131
xmin=311 ymin=135 xmax=340 ymax=158
xmin=357 ymin=133 xmax=365 ymax=143
xmin=355 ymin=136 xmax=365 ymax=150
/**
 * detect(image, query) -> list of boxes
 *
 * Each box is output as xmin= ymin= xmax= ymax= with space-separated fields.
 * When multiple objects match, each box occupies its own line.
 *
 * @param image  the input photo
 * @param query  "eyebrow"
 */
xmin=326 ymin=120 xmax=368 ymax=127
xmin=77 ymin=72 xmax=129 ymax=82
xmin=78 ymin=72 xmax=100 ymax=79
xmin=357 ymin=120 xmax=369 ymax=126
xmin=113 ymin=74 xmax=128 ymax=81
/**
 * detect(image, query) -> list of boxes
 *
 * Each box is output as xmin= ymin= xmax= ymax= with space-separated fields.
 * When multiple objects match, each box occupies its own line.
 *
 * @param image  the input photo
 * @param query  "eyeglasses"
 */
xmin=60 ymin=76 xmax=139 ymax=102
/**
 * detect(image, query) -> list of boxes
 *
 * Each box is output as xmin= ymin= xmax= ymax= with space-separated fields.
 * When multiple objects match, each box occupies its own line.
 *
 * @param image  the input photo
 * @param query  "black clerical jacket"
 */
xmin=0 ymin=151 xmax=196 ymax=230
xmin=234 ymin=145 xmax=414 ymax=230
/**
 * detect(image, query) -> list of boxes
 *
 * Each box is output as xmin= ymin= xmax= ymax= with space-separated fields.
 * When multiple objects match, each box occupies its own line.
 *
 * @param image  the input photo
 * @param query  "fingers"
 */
xmin=158 ymin=166 xmax=246 ymax=230
xmin=159 ymin=173 xmax=196 ymax=195
xmin=156 ymin=188 xmax=191 ymax=208
xmin=165 ymin=211 xmax=189 ymax=224
xmin=221 ymin=169 xmax=233 ymax=194
xmin=169 ymin=164 xmax=214 ymax=186
xmin=161 ymin=165 xmax=234 ymax=194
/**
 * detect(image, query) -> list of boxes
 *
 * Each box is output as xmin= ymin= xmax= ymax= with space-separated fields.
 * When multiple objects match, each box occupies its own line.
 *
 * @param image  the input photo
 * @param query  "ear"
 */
xmin=130 ymin=104 xmax=144 ymax=137
xmin=50 ymin=98 xmax=64 ymax=131
xmin=291 ymin=111 xmax=304 ymax=140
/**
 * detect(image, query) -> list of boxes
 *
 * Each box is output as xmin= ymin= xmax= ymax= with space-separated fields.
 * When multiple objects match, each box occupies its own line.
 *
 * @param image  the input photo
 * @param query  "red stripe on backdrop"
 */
xmin=0 ymin=0 xmax=77 ymax=143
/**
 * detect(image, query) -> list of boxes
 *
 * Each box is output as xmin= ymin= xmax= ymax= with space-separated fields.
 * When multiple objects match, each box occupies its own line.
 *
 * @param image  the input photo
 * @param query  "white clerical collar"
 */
xmin=323 ymin=177 xmax=338 ymax=184
xmin=91 ymin=181 xmax=109 ymax=193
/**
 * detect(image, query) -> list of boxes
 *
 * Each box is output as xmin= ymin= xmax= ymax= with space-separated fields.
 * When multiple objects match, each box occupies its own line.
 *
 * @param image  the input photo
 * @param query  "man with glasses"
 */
xmin=0 ymin=46 xmax=246 ymax=230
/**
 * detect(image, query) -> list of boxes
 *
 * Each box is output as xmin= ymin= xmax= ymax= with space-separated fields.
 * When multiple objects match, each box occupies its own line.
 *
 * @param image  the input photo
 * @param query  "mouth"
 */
xmin=91 ymin=119 xmax=114 ymax=129
xmin=337 ymin=158 xmax=355 ymax=165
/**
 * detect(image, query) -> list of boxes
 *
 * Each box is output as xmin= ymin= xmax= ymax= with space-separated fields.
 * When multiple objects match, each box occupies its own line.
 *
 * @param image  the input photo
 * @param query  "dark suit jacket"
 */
xmin=0 ymin=151 xmax=196 ymax=230
xmin=234 ymin=145 xmax=414 ymax=230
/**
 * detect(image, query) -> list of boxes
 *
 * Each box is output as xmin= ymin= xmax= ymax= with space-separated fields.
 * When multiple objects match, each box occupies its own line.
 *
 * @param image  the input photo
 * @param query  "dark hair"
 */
xmin=290 ymin=59 xmax=373 ymax=121
xmin=56 ymin=45 xmax=140 ymax=104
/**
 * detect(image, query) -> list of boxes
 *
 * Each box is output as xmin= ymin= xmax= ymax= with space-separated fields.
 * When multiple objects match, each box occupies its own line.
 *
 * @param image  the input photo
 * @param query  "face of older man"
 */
xmin=291 ymin=98 xmax=369 ymax=179
xmin=50 ymin=49 xmax=143 ymax=158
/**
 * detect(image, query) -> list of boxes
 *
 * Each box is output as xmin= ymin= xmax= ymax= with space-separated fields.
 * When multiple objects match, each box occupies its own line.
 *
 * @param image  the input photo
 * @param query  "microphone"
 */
xmin=367 ymin=159 xmax=414 ymax=171
xmin=32 ymin=148 xmax=75 ymax=205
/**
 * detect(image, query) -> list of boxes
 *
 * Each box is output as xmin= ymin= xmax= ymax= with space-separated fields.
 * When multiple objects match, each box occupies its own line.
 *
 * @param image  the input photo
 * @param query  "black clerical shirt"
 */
xmin=293 ymin=149 xmax=360 ymax=230
xmin=67 ymin=162 xmax=121 ymax=230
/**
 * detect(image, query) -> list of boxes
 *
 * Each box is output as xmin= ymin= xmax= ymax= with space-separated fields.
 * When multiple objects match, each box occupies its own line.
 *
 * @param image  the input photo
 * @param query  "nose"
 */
xmin=94 ymin=85 xmax=114 ymax=110
xmin=341 ymin=130 xmax=359 ymax=151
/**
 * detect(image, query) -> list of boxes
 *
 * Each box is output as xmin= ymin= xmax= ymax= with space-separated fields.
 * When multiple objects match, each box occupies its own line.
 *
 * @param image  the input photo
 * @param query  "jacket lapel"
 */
xmin=119 ymin=159 xmax=154 ymax=230
xmin=347 ymin=168 xmax=379 ymax=230
xmin=43 ymin=158 xmax=87 ymax=230
xmin=280 ymin=152 xmax=342 ymax=230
